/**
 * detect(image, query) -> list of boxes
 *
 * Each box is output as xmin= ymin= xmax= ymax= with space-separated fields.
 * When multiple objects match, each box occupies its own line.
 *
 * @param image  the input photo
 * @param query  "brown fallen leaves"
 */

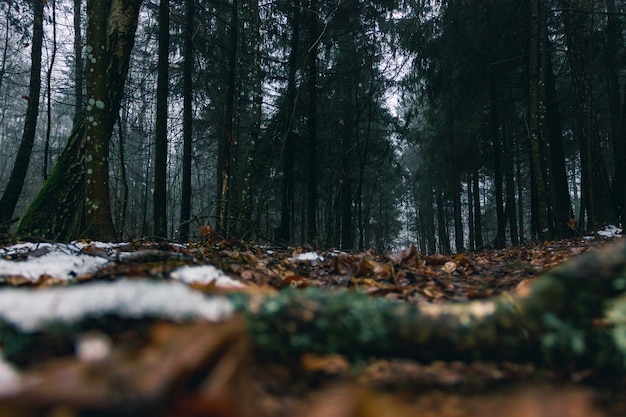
xmin=0 ymin=235 xmax=623 ymax=416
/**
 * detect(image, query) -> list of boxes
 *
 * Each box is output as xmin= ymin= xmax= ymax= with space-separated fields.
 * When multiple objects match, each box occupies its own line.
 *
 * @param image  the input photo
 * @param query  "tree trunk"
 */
xmin=278 ymin=1 xmax=301 ymax=243
xmin=217 ymin=0 xmax=241 ymax=236
xmin=453 ymin=178 xmax=464 ymax=252
xmin=504 ymin=128 xmax=519 ymax=246
xmin=490 ymin=78 xmax=506 ymax=248
xmin=528 ymin=0 xmax=550 ymax=241
xmin=543 ymin=29 xmax=574 ymax=238
xmin=18 ymin=0 xmax=143 ymax=241
xmin=472 ymin=170 xmax=483 ymax=249
xmin=560 ymin=0 xmax=613 ymax=229
xmin=82 ymin=0 xmax=116 ymax=241
xmin=73 ymin=0 xmax=83 ymax=126
xmin=436 ymin=190 xmax=451 ymax=254
xmin=467 ymin=175 xmax=475 ymax=251
xmin=606 ymin=0 xmax=626 ymax=228
xmin=43 ymin=0 xmax=57 ymax=181
xmin=179 ymin=0 xmax=194 ymax=241
xmin=305 ymin=0 xmax=319 ymax=244
xmin=153 ymin=0 xmax=170 ymax=239
xmin=0 ymin=8 xmax=9 ymax=95
xmin=0 ymin=0 xmax=43 ymax=233
xmin=515 ymin=154 xmax=525 ymax=242
xmin=241 ymin=0 xmax=262 ymax=240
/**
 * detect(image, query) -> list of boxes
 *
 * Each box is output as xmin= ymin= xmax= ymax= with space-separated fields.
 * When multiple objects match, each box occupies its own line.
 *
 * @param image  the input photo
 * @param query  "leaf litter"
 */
xmin=0 ymin=226 xmax=623 ymax=416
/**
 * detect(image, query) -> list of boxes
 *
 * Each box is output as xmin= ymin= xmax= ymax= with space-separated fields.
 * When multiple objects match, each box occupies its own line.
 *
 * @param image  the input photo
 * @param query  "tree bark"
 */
xmin=606 ymin=0 xmax=626 ymax=228
xmin=216 ymin=0 xmax=242 ymax=236
xmin=436 ymin=190 xmax=450 ymax=254
xmin=278 ymin=1 xmax=301 ymax=243
xmin=179 ymin=0 xmax=194 ymax=241
xmin=543 ymin=29 xmax=574 ymax=238
xmin=489 ymin=78 xmax=506 ymax=248
xmin=528 ymin=0 xmax=550 ymax=241
xmin=305 ymin=0 xmax=319 ymax=245
xmin=0 ymin=0 xmax=44 ymax=233
xmin=73 ymin=0 xmax=83 ymax=126
xmin=153 ymin=0 xmax=170 ymax=239
xmin=472 ymin=170 xmax=483 ymax=249
xmin=43 ymin=0 xmax=57 ymax=181
xmin=241 ymin=0 xmax=261 ymax=240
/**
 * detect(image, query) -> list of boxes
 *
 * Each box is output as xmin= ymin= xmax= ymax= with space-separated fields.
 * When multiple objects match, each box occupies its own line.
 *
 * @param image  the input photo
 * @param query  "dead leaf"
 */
xmin=441 ymin=261 xmax=457 ymax=274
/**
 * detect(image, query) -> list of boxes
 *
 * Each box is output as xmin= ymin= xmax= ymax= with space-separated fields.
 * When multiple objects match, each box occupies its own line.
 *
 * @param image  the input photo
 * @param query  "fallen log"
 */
xmin=242 ymin=239 xmax=626 ymax=370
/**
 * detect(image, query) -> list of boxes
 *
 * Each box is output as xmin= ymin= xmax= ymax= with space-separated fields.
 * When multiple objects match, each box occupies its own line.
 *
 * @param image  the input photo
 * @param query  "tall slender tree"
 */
xmin=180 ymin=0 xmax=194 ymax=240
xmin=278 ymin=0 xmax=301 ymax=243
xmin=0 ymin=0 xmax=44 ymax=233
xmin=43 ymin=0 xmax=57 ymax=181
xmin=73 ymin=0 xmax=83 ymax=125
xmin=305 ymin=0 xmax=319 ymax=244
xmin=154 ymin=0 xmax=170 ymax=238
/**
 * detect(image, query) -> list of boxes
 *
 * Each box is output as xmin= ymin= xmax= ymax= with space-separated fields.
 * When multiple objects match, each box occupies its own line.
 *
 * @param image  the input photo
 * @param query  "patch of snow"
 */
xmin=598 ymin=225 xmax=622 ymax=238
xmin=75 ymin=332 xmax=113 ymax=362
xmin=0 ymin=249 xmax=109 ymax=281
xmin=0 ymin=279 xmax=234 ymax=332
xmin=294 ymin=252 xmax=324 ymax=262
xmin=170 ymin=265 xmax=245 ymax=288
xmin=0 ymin=353 xmax=19 ymax=395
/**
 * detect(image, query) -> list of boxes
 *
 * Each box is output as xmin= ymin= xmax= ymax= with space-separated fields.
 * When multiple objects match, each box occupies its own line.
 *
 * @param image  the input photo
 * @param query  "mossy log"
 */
xmin=242 ymin=239 xmax=626 ymax=370
xmin=1 ymin=240 xmax=626 ymax=372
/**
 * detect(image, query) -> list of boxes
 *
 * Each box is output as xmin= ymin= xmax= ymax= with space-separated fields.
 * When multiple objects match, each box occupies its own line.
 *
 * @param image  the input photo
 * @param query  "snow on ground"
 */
xmin=292 ymin=251 xmax=325 ymax=266
xmin=170 ymin=265 xmax=245 ymax=287
xmin=597 ymin=225 xmax=622 ymax=238
xmin=0 ymin=242 xmax=110 ymax=281
xmin=0 ymin=241 xmax=245 ymax=289
xmin=0 ymin=279 xmax=234 ymax=333
xmin=584 ymin=225 xmax=623 ymax=240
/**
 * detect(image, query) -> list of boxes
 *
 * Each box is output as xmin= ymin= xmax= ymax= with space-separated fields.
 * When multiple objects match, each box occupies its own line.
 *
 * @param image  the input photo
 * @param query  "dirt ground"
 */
xmin=0 ymin=233 xmax=624 ymax=416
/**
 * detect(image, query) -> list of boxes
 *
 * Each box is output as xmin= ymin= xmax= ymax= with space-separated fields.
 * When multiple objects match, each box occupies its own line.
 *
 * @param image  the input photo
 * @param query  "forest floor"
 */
xmin=0 ymin=226 xmax=624 ymax=416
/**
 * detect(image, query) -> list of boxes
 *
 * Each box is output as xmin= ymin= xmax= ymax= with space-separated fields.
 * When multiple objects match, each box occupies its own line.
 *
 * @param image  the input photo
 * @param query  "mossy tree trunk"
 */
xmin=18 ymin=0 xmax=143 ymax=241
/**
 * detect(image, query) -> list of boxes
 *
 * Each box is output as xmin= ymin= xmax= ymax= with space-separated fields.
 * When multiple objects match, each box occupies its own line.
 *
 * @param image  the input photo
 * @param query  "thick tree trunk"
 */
xmin=0 ymin=0 xmax=44 ymax=232
xmin=241 ymin=0 xmax=261 ymax=240
xmin=179 ymin=0 xmax=194 ymax=241
xmin=278 ymin=1 xmax=301 ymax=243
xmin=305 ymin=0 xmax=319 ymax=244
xmin=528 ymin=0 xmax=550 ymax=241
xmin=18 ymin=0 xmax=143 ymax=240
xmin=153 ymin=0 xmax=170 ymax=239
